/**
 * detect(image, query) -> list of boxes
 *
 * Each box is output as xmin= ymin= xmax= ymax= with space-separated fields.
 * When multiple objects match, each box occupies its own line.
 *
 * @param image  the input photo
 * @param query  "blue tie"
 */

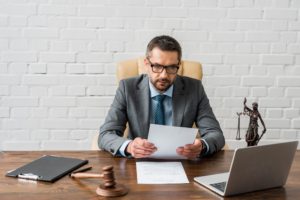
xmin=154 ymin=95 xmax=166 ymax=125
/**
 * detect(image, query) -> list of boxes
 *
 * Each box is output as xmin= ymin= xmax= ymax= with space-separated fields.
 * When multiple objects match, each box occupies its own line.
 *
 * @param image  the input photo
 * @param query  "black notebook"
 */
xmin=6 ymin=155 xmax=88 ymax=182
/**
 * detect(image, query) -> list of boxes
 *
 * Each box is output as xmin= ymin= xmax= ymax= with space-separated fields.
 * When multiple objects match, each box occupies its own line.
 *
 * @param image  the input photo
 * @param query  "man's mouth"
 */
xmin=158 ymin=79 xmax=169 ymax=84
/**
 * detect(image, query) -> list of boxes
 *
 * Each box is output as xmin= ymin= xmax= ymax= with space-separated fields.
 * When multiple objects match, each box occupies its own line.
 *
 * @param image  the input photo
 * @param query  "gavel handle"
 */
xmin=70 ymin=172 xmax=104 ymax=179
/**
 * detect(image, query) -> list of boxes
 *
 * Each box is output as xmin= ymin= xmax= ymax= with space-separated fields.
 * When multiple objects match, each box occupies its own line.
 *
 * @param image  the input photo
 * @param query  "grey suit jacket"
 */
xmin=99 ymin=74 xmax=225 ymax=156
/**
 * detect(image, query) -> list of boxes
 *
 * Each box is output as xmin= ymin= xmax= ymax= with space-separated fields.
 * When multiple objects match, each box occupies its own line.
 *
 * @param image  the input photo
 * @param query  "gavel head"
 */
xmin=101 ymin=165 xmax=116 ymax=188
xmin=97 ymin=165 xmax=129 ymax=197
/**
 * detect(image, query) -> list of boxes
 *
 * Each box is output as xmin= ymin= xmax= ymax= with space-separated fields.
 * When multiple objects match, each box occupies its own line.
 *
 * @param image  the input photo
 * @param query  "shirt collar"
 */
xmin=149 ymin=81 xmax=173 ymax=98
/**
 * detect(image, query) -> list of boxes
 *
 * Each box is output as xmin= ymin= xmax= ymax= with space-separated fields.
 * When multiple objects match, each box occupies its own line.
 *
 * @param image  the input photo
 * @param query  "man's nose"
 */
xmin=159 ymin=68 xmax=168 ymax=78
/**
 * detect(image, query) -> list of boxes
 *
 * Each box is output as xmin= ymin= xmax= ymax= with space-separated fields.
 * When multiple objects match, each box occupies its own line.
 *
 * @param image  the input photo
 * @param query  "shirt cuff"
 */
xmin=201 ymin=139 xmax=210 ymax=155
xmin=118 ymin=140 xmax=132 ymax=157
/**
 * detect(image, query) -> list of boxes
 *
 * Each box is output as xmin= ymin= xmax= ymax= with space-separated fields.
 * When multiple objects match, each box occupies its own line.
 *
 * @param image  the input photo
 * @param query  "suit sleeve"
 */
xmin=98 ymin=80 xmax=128 ymax=155
xmin=195 ymin=82 xmax=225 ymax=156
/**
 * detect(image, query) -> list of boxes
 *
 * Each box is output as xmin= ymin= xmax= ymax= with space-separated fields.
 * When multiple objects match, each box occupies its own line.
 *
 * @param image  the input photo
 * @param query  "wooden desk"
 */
xmin=0 ymin=150 xmax=299 ymax=200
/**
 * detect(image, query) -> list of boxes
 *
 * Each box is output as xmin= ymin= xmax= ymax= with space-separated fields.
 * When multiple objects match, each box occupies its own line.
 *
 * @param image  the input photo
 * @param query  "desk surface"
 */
xmin=0 ymin=150 xmax=299 ymax=200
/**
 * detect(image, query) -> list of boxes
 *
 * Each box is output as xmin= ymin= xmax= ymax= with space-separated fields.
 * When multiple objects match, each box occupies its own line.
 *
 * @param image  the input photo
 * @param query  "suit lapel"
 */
xmin=135 ymin=75 xmax=150 ymax=137
xmin=172 ymin=76 xmax=186 ymax=127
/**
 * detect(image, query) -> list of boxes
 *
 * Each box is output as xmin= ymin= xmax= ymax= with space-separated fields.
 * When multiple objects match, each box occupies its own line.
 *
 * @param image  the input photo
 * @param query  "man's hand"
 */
xmin=176 ymin=139 xmax=202 ymax=160
xmin=126 ymin=137 xmax=157 ymax=158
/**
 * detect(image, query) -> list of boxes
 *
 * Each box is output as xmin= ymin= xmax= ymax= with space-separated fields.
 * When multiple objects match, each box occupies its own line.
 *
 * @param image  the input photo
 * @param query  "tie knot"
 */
xmin=154 ymin=95 xmax=166 ymax=103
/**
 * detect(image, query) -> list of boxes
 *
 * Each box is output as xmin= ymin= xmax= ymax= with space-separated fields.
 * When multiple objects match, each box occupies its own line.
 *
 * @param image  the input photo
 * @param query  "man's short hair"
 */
xmin=146 ymin=35 xmax=182 ymax=62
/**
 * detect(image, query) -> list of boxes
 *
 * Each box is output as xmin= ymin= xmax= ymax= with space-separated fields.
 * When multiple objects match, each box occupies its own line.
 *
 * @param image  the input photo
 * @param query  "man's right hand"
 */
xmin=125 ymin=137 xmax=157 ymax=158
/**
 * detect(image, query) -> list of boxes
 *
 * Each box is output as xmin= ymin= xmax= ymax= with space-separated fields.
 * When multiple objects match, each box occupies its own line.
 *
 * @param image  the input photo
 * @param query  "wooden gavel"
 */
xmin=71 ymin=165 xmax=116 ymax=188
xmin=70 ymin=165 xmax=128 ymax=197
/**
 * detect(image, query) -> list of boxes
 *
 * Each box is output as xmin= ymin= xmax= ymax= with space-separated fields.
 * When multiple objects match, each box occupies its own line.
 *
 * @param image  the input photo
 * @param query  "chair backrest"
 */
xmin=117 ymin=56 xmax=203 ymax=81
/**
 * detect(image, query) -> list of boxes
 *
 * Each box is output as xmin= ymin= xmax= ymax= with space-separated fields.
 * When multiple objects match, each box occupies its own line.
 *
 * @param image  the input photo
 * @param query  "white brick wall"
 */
xmin=0 ymin=0 xmax=299 ymax=150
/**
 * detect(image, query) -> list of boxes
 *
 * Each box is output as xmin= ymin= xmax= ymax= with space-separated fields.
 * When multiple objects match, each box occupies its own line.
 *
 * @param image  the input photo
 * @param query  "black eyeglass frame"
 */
xmin=146 ymin=58 xmax=180 ymax=74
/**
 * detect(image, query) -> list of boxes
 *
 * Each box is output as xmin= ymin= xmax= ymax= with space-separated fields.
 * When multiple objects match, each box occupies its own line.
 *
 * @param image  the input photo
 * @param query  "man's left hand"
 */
xmin=176 ymin=139 xmax=202 ymax=160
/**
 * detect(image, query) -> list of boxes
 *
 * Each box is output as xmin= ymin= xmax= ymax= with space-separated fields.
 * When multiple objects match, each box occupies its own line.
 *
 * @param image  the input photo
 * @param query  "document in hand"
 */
xmin=147 ymin=124 xmax=198 ymax=159
xmin=6 ymin=155 xmax=88 ymax=182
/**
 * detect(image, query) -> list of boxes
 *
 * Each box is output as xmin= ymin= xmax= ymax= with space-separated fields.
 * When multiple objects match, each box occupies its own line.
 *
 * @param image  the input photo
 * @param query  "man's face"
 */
xmin=145 ymin=47 xmax=179 ymax=92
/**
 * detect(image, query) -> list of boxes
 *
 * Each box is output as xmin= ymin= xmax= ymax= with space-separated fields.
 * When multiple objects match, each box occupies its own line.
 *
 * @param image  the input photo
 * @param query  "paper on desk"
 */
xmin=136 ymin=161 xmax=189 ymax=184
xmin=147 ymin=124 xmax=198 ymax=159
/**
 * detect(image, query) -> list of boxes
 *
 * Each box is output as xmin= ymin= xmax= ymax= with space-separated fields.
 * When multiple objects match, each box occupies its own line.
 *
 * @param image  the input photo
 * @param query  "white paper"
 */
xmin=136 ymin=161 xmax=189 ymax=184
xmin=147 ymin=124 xmax=198 ymax=159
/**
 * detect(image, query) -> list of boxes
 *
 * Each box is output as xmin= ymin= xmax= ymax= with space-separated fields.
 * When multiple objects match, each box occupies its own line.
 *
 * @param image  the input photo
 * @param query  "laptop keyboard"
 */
xmin=210 ymin=181 xmax=227 ymax=192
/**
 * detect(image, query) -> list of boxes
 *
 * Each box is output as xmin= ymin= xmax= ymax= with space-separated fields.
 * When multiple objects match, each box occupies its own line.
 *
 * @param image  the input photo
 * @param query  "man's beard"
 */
xmin=153 ymin=78 xmax=171 ymax=92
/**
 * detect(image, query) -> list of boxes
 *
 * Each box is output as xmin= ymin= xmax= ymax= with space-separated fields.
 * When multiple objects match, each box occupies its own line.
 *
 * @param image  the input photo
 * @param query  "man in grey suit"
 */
xmin=99 ymin=35 xmax=225 ymax=159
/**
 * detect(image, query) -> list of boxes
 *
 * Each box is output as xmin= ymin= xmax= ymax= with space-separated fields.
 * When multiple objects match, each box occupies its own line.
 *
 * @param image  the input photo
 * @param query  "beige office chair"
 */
xmin=92 ymin=57 xmax=228 ymax=150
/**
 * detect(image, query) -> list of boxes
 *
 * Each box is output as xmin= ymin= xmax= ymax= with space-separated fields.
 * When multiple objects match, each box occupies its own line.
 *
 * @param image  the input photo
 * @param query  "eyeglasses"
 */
xmin=147 ymin=58 xmax=179 ymax=74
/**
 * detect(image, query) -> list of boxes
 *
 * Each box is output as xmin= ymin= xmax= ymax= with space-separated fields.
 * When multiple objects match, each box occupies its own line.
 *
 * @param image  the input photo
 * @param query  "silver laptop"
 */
xmin=194 ymin=141 xmax=298 ymax=197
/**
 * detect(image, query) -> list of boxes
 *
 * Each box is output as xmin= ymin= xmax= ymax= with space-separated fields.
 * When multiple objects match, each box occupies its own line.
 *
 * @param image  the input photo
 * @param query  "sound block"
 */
xmin=96 ymin=183 xmax=128 ymax=197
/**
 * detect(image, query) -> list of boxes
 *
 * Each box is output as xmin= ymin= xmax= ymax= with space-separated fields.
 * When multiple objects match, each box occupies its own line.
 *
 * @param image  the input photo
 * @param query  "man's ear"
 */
xmin=143 ymin=58 xmax=148 ymax=66
xmin=144 ymin=58 xmax=151 ymax=74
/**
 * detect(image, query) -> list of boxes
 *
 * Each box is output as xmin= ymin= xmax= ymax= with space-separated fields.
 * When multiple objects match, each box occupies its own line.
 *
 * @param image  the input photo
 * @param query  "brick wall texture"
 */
xmin=0 ymin=0 xmax=299 ymax=150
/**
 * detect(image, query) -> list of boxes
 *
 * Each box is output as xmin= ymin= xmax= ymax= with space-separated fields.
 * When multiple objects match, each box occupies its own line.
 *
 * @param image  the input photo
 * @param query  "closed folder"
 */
xmin=6 ymin=155 xmax=88 ymax=182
